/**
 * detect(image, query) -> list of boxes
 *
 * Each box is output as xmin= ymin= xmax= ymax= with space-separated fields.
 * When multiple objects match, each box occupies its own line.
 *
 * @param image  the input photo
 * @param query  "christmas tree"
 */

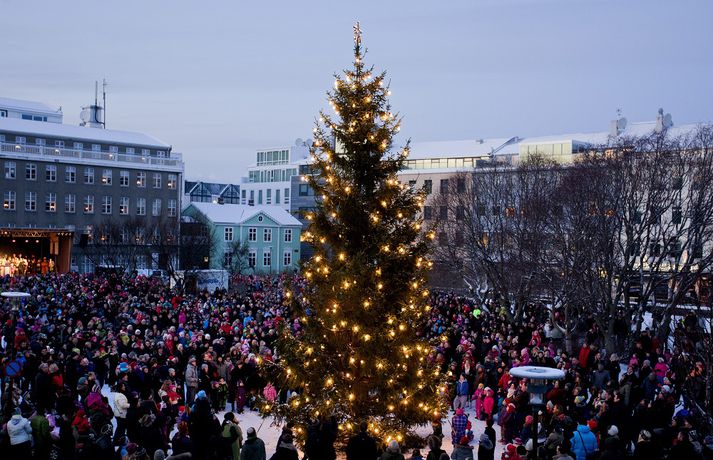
xmin=264 ymin=24 xmax=446 ymax=443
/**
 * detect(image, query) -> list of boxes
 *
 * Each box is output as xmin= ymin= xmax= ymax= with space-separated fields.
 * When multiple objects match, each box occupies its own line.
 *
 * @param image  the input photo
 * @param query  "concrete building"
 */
xmin=239 ymin=140 xmax=310 ymax=210
xmin=0 ymin=96 xmax=184 ymax=273
xmin=182 ymin=202 xmax=302 ymax=274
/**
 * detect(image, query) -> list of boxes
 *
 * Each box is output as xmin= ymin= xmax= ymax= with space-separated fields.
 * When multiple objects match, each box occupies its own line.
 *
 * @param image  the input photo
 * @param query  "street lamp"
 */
xmin=509 ymin=365 xmax=565 ymax=460
xmin=1 ymin=291 xmax=31 ymax=421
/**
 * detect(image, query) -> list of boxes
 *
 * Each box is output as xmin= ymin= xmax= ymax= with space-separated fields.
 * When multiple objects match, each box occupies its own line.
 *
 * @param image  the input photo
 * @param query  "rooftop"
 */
xmin=188 ymin=202 xmax=302 ymax=227
xmin=408 ymin=137 xmax=521 ymax=160
xmin=0 ymin=96 xmax=62 ymax=115
xmin=0 ymin=116 xmax=170 ymax=149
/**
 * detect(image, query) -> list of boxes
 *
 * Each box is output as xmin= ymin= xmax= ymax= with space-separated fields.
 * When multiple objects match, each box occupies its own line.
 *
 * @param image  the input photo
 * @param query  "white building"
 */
xmin=0 ymin=97 xmax=63 ymax=124
xmin=239 ymin=139 xmax=310 ymax=210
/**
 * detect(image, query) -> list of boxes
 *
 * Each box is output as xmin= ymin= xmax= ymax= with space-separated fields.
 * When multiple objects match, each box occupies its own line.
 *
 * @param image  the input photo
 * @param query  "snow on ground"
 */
xmin=102 ymin=384 xmax=505 ymax=458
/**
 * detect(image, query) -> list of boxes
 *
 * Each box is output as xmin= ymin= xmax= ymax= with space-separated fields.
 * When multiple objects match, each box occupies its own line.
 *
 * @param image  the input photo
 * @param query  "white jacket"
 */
xmin=7 ymin=414 xmax=32 ymax=445
xmin=113 ymin=392 xmax=129 ymax=419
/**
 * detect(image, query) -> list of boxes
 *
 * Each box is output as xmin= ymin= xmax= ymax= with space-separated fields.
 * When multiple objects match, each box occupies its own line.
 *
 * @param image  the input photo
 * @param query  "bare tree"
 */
xmin=222 ymin=239 xmax=251 ymax=277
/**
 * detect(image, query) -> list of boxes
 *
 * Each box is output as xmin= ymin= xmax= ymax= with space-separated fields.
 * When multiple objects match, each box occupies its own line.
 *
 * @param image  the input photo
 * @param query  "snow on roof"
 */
xmin=0 ymin=116 xmax=170 ymax=148
xmin=408 ymin=137 xmax=521 ymax=160
xmin=188 ymin=202 xmax=302 ymax=227
xmin=519 ymin=122 xmax=703 ymax=146
xmin=0 ymin=96 xmax=61 ymax=115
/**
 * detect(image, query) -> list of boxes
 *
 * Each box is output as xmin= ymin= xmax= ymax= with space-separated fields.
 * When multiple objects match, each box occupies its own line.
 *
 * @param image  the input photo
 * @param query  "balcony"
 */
xmin=0 ymin=142 xmax=184 ymax=171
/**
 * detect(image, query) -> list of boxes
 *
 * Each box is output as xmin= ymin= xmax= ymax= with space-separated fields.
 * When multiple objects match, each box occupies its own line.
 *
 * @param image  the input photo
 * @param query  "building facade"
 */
xmin=182 ymin=202 xmax=301 ymax=274
xmin=0 ymin=97 xmax=184 ymax=273
xmin=238 ymin=140 xmax=309 ymax=210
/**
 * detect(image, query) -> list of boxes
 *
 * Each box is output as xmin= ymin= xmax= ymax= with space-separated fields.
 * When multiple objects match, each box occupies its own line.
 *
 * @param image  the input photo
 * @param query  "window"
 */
xmin=457 ymin=178 xmax=466 ymax=193
xmin=284 ymin=188 xmax=290 ymax=204
xmin=84 ymin=196 xmax=94 ymax=214
xmin=25 ymin=192 xmax=37 ymax=212
xmin=157 ymin=150 xmax=166 ymax=157
xmin=26 ymin=163 xmax=37 ymax=180
xmin=263 ymin=249 xmax=271 ymax=267
xmin=73 ymin=142 xmax=83 ymax=150
xmin=168 ymin=199 xmax=177 ymax=217
xmin=64 ymin=194 xmax=75 ymax=213
xmin=120 ymin=170 xmax=129 ymax=187
xmin=275 ymin=188 xmax=281 ymax=204
xmin=248 ymin=228 xmax=257 ymax=241
xmin=438 ymin=232 xmax=448 ymax=247
xmin=440 ymin=179 xmax=449 ymax=194
xmin=102 ymin=169 xmax=112 ymax=185
xmin=83 ymin=167 xmax=93 ymax=184
xmin=299 ymin=184 xmax=310 ymax=196
xmin=266 ymin=189 xmax=272 ymax=204
xmin=248 ymin=250 xmax=256 ymax=267
xmin=4 ymin=161 xmax=16 ymax=179
xmin=136 ymin=172 xmax=146 ymax=187
xmin=167 ymin=174 xmax=177 ymax=189
xmin=153 ymin=173 xmax=161 ymax=189
xmin=45 ymin=165 xmax=56 ymax=182
xmin=137 ymin=198 xmax=146 ymax=216
xmin=476 ymin=203 xmax=486 ymax=217
xmin=92 ymin=144 xmax=101 ymax=152
xmin=55 ymin=140 xmax=65 ymax=148
xmin=126 ymin=147 xmax=135 ymax=154
xmin=45 ymin=193 xmax=56 ymax=212
xmin=258 ymin=190 xmax=263 ymax=205
xmin=455 ymin=232 xmax=464 ymax=246
xmin=35 ymin=138 xmax=46 ymax=146
xmin=672 ymin=206 xmax=682 ymax=225
xmin=263 ymin=228 xmax=272 ymax=242
xmin=224 ymin=227 xmax=234 ymax=241
xmin=152 ymin=199 xmax=161 ymax=216
xmin=3 ymin=191 xmax=16 ymax=211
xmin=440 ymin=206 xmax=448 ymax=220
xmin=0 ymin=109 xmax=6 ymax=117
xmin=109 ymin=146 xmax=119 ymax=153
xmin=65 ymin=166 xmax=76 ymax=183
xmin=119 ymin=197 xmax=129 ymax=215
xmin=423 ymin=206 xmax=432 ymax=220
xmin=142 ymin=148 xmax=150 ymax=156
xmin=283 ymin=250 xmax=292 ymax=266
xmin=102 ymin=196 xmax=112 ymax=214
xmin=284 ymin=228 xmax=292 ymax=242
xmin=16 ymin=136 xmax=26 ymax=144
xmin=241 ymin=190 xmax=247 ymax=204
xmin=456 ymin=206 xmax=465 ymax=220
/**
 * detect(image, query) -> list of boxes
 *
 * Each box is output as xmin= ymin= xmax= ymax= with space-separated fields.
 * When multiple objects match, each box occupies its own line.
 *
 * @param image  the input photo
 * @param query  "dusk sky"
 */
xmin=2 ymin=0 xmax=711 ymax=182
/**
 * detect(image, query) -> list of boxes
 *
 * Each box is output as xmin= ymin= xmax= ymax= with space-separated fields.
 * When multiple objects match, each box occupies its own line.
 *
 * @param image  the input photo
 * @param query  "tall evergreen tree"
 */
xmin=265 ymin=24 xmax=446 ymax=442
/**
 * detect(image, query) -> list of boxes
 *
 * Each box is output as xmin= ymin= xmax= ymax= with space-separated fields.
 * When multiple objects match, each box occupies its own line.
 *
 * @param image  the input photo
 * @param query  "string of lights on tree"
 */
xmin=259 ymin=23 xmax=448 ymax=444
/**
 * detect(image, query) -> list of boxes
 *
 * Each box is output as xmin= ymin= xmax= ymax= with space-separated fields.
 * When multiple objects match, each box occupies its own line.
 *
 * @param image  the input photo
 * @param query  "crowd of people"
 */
xmin=0 ymin=254 xmax=54 ymax=277
xmin=0 ymin=272 xmax=710 ymax=460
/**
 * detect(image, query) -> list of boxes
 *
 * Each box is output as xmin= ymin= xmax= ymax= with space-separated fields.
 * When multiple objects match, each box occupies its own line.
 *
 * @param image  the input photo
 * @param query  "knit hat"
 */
xmin=506 ymin=444 xmax=517 ymax=454
xmin=427 ymin=434 xmax=442 ymax=449
xmin=247 ymin=427 xmax=257 ymax=439
xmin=387 ymin=440 xmax=400 ymax=453
xmin=455 ymin=408 xmax=465 ymax=416
xmin=154 ymin=450 xmax=166 ymax=460
xmin=196 ymin=390 xmax=207 ymax=400
xmin=608 ymin=425 xmax=619 ymax=436
xmin=525 ymin=415 xmax=534 ymax=425
xmin=459 ymin=436 xmax=470 ymax=446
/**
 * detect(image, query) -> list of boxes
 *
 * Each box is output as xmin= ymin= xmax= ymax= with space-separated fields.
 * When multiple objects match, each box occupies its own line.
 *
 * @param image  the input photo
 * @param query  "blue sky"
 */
xmin=1 ymin=0 xmax=711 ymax=182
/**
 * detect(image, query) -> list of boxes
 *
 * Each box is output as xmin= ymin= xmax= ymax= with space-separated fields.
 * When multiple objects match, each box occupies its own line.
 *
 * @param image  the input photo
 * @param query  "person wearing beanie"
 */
xmin=451 ymin=436 xmax=474 ymax=460
xmin=222 ymin=412 xmax=243 ymax=460
xmin=381 ymin=440 xmax=406 ymax=460
xmin=452 ymin=408 xmax=469 ymax=446
xmin=270 ymin=428 xmax=299 ymax=460
xmin=346 ymin=421 xmax=378 ymax=460
xmin=7 ymin=410 xmax=33 ymax=459
xmin=426 ymin=434 xmax=447 ymax=460
xmin=502 ymin=443 xmax=523 ymax=460
xmin=478 ymin=432 xmax=495 ymax=460
xmin=240 ymin=427 xmax=266 ymax=460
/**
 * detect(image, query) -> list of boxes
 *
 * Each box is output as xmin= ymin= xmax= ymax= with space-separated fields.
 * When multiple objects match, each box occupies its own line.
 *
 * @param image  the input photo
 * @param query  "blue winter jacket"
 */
xmin=570 ymin=424 xmax=598 ymax=460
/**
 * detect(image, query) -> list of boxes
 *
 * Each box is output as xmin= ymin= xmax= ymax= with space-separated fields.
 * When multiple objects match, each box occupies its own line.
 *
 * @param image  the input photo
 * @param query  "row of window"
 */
xmin=241 ymin=188 xmax=291 ymax=205
xmin=2 ymin=191 xmax=176 ymax=216
xmin=224 ymin=227 xmax=293 ymax=243
xmin=230 ymin=249 xmax=293 ymax=268
xmin=3 ymin=162 xmax=177 ymax=188
xmin=248 ymin=167 xmax=297 ymax=183
xmin=0 ymin=134 xmax=166 ymax=156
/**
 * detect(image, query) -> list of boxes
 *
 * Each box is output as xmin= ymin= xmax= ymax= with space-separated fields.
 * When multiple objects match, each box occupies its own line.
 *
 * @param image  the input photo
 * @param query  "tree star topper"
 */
xmin=353 ymin=21 xmax=362 ymax=47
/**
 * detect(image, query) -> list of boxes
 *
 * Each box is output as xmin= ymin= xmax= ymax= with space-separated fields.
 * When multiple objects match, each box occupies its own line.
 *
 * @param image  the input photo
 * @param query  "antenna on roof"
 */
xmin=102 ymin=78 xmax=108 ymax=129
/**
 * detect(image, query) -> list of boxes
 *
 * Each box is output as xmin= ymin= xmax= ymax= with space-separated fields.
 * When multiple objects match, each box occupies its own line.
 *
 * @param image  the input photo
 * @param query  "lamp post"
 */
xmin=1 ymin=291 xmax=31 ymax=420
xmin=509 ymin=365 xmax=565 ymax=460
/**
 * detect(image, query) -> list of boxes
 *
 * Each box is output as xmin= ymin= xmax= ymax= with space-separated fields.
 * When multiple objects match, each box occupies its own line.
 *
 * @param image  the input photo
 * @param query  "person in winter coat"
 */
xmin=222 ymin=412 xmax=243 ymax=460
xmin=185 ymin=357 xmax=199 ymax=404
xmin=569 ymin=422 xmax=598 ymax=460
xmin=240 ymin=427 xmax=266 ymax=460
xmin=6 ymin=412 xmax=33 ymax=460
xmin=113 ymin=382 xmax=130 ymax=444
xmin=478 ymin=433 xmax=495 ymax=460
xmin=482 ymin=388 xmax=496 ymax=421
xmin=451 ymin=436 xmax=475 ymax=460
xmin=426 ymin=434 xmax=449 ymax=460
xmin=30 ymin=408 xmax=52 ymax=460
xmin=452 ymin=408 xmax=469 ymax=445
xmin=346 ymin=422 xmax=379 ymax=460
xmin=269 ymin=431 xmax=299 ymax=460
xmin=454 ymin=374 xmax=470 ymax=411
xmin=381 ymin=440 xmax=406 ymax=460
xmin=552 ymin=444 xmax=575 ymax=460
